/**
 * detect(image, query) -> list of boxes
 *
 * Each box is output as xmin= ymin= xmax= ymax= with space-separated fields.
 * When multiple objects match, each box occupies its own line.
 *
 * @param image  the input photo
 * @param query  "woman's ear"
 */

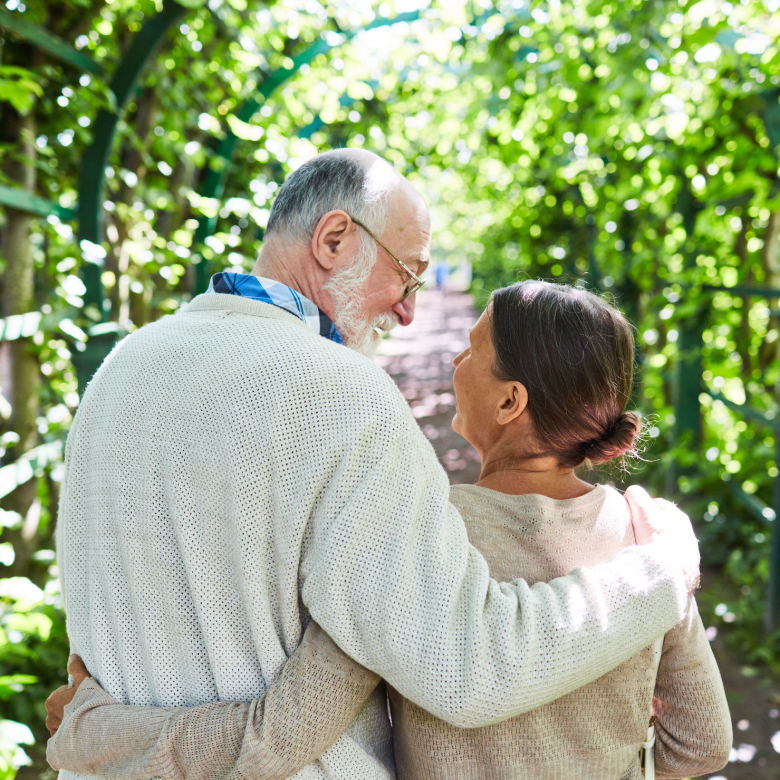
xmin=311 ymin=211 xmax=354 ymax=271
xmin=496 ymin=382 xmax=528 ymax=425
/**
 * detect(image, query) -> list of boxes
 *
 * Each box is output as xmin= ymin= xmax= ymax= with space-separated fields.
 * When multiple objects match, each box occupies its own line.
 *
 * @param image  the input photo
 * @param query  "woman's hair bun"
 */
xmin=489 ymin=280 xmax=641 ymax=469
xmin=581 ymin=411 xmax=642 ymax=465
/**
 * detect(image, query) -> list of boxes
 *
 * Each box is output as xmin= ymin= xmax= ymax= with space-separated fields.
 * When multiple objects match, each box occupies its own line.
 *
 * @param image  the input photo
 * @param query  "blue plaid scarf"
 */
xmin=207 ymin=272 xmax=343 ymax=345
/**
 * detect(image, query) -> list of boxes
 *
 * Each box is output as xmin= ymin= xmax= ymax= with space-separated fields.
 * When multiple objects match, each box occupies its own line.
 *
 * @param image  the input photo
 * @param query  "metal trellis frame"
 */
xmin=68 ymin=0 xmax=189 ymax=389
xmin=678 ymin=284 xmax=780 ymax=634
xmin=78 ymin=0 xmax=189 ymax=310
xmin=0 ymin=184 xmax=75 ymax=221
xmin=0 ymin=7 xmax=104 ymax=75
xmin=0 ymin=2 xmax=426 ymax=391
xmin=7 ymin=4 xmax=780 ymax=634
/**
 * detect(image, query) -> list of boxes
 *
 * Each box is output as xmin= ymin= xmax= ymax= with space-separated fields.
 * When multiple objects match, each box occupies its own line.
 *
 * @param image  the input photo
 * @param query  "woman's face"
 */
xmin=452 ymin=311 xmax=507 ymax=452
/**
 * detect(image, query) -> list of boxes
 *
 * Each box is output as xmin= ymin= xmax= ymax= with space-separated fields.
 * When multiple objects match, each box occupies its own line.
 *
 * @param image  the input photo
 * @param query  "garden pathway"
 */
xmin=376 ymin=285 xmax=780 ymax=780
xmin=376 ymin=286 xmax=481 ymax=486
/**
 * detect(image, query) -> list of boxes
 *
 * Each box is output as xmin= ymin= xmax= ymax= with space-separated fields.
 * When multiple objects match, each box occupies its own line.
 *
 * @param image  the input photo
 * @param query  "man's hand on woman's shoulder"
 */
xmin=625 ymin=485 xmax=700 ymax=594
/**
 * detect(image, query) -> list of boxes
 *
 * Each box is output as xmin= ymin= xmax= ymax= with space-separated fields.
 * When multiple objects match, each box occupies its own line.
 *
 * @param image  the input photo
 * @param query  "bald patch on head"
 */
xmin=319 ymin=148 xmax=427 ymax=213
xmin=317 ymin=149 xmax=396 ymax=190
xmin=318 ymin=147 xmax=383 ymax=166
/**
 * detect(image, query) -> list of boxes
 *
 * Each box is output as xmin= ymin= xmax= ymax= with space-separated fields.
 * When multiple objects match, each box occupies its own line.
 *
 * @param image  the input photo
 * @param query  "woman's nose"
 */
xmin=392 ymin=294 xmax=416 ymax=327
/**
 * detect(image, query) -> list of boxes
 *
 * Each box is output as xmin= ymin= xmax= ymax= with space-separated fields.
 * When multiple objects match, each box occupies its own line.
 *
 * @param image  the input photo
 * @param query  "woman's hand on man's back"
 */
xmin=45 ymin=655 xmax=91 ymax=736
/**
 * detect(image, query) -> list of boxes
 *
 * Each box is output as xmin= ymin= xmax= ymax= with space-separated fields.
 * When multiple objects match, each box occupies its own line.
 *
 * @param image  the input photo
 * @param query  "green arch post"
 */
xmin=73 ymin=0 xmax=188 ymax=391
xmin=0 ymin=7 xmax=104 ymax=75
xmin=78 ymin=0 xmax=189 ymax=312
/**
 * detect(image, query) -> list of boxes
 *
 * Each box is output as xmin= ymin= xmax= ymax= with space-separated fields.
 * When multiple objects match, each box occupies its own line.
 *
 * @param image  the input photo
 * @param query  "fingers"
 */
xmin=45 ymin=685 xmax=72 ymax=736
xmin=46 ymin=713 xmax=60 ymax=737
xmin=626 ymin=485 xmax=701 ymax=593
xmin=625 ymin=485 xmax=663 ymax=545
xmin=67 ymin=654 xmax=92 ymax=687
xmin=45 ymin=656 xmax=92 ymax=738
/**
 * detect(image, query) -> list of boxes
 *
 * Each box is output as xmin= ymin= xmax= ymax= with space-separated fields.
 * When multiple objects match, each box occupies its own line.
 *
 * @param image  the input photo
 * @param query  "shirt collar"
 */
xmin=206 ymin=272 xmax=343 ymax=345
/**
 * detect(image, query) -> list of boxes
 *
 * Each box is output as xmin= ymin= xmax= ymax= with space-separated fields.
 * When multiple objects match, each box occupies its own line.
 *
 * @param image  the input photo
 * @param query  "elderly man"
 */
xmin=48 ymin=149 xmax=697 ymax=780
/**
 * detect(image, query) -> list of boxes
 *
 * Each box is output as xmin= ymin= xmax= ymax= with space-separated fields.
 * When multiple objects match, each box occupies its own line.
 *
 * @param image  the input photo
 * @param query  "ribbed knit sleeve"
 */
xmin=298 ymin=371 xmax=689 ymax=727
xmin=653 ymin=596 xmax=733 ymax=779
xmin=47 ymin=622 xmax=382 ymax=780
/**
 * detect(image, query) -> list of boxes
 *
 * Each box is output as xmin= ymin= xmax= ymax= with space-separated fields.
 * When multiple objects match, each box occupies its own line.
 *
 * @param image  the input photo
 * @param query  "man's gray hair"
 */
xmin=266 ymin=154 xmax=390 ymax=241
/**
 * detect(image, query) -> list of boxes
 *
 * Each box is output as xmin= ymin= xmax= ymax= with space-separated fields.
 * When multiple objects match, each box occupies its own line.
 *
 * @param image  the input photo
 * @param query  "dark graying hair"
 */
xmin=489 ymin=280 xmax=641 ymax=469
xmin=266 ymin=154 xmax=389 ymax=241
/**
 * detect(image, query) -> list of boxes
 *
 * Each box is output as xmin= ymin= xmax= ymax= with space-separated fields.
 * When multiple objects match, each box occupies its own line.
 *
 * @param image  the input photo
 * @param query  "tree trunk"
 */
xmin=104 ymin=88 xmax=158 ymax=323
xmin=759 ymin=211 xmax=780 ymax=382
xmin=1 ymin=110 xmax=40 ymax=522
xmin=763 ymin=211 xmax=780 ymax=281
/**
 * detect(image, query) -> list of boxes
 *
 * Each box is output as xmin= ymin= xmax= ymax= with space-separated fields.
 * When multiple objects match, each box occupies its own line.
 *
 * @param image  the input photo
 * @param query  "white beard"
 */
xmin=340 ymin=311 xmax=397 ymax=358
xmin=323 ymin=237 xmax=398 ymax=358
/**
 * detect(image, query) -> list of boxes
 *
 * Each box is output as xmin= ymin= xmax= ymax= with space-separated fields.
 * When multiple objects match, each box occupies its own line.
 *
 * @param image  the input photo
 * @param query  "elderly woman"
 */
xmin=47 ymin=281 xmax=731 ymax=780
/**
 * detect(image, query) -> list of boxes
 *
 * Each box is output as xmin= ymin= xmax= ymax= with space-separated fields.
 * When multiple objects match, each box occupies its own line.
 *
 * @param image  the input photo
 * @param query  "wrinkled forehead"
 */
xmin=385 ymin=188 xmax=431 ymax=273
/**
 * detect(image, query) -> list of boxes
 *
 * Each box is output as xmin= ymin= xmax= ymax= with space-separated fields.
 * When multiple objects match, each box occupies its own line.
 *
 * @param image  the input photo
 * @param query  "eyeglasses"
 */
xmin=350 ymin=216 xmax=426 ymax=302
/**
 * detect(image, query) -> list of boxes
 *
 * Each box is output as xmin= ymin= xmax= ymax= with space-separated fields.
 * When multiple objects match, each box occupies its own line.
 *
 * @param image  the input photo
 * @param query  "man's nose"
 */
xmin=392 ymin=294 xmax=416 ymax=327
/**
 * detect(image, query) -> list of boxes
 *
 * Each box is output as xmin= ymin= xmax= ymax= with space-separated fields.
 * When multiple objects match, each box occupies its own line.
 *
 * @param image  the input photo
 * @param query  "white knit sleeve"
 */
xmin=300 ymin=397 xmax=689 ymax=729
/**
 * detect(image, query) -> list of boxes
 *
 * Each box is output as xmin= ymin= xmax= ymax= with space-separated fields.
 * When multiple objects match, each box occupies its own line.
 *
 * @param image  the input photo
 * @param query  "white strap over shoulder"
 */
xmin=641 ymin=636 xmax=664 ymax=779
xmin=643 ymin=723 xmax=657 ymax=779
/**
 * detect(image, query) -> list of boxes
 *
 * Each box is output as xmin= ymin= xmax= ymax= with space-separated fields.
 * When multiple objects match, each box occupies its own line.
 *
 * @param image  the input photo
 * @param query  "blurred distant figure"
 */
xmin=435 ymin=261 xmax=449 ymax=291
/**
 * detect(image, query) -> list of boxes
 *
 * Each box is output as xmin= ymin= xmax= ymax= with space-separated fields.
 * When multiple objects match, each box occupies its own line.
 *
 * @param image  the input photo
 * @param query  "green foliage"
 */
xmin=0 ymin=720 xmax=34 ymax=780
xmin=2 ymin=0 xmax=780 ymax=776
xmin=0 ymin=575 xmax=68 ymax=779
xmin=0 ymin=68 xmax=43 ymax=115
xmin=410 ymin=0 xmax=780 ymax=668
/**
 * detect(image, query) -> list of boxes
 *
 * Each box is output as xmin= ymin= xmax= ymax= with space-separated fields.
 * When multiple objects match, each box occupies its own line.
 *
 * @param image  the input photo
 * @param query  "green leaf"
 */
xmin=0 ymin=66 xmax=43 ymax=114
xmin=0 ymin=578 xmax=44 ymax=611
xmin=0 ymin=82 xmax=38 ymax=114
xmin=5 ymin=612 xmax=53 ymax=641
xmin=58 ymin=319 xmax=88 ymax=342
xmin=0 ymin=720 xmax=35 ymax=745
xmin=0 ymin=676 xmax=37 ymax=701
xmin=226 ymin=114 xmax=264 ymax=142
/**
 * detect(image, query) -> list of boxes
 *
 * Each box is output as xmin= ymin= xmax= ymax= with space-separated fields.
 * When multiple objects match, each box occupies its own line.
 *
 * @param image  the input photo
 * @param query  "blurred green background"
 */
xmin=1 ymin=0 xmax=780 ymax=777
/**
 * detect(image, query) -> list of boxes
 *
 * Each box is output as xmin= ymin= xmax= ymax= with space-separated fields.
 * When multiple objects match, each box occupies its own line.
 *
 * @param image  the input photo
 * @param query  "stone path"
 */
xmin=376 ymin=286 xmax=780 ymax=780
xmin=376 ymin=287 xmax=482 ymax=486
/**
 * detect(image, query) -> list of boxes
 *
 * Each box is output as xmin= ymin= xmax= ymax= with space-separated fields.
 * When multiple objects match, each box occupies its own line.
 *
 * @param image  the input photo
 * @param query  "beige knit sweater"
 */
xmin=389 ymin=484 xmax=731 ymax=779
xmin=53 ymin=294 xmax=691 ymax=780
xmin=49 ymin=485 xmax=729 ymax=779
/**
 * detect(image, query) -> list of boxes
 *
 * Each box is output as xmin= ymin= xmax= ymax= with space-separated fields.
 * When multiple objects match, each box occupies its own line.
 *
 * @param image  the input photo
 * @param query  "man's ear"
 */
xmin=311 ymin=211 xmax=355 ymax=271
xmin=496 ymin=382 xmax=528 ymax=426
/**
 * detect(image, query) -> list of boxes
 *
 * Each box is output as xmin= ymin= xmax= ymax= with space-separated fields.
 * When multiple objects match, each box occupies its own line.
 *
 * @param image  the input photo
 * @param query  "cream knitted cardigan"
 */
xmin=55 ymin=294 xmax=689 ymax=780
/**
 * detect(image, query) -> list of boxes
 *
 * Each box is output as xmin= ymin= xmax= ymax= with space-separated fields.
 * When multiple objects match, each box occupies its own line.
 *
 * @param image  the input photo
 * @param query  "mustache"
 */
xmin=373 ymin=314 xmax=398 ymax=334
